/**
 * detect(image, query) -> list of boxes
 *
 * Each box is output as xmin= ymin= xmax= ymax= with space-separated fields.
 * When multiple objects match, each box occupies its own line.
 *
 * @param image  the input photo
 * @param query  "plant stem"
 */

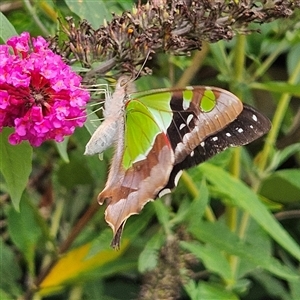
xmin=181 ymin=171 xmax=216 ymax=222
xmin=23 ymin=0 xmax=50 ymax=36
xmin=258 ymin=58 xmax=300 ymax=172
xmin=226 ymin=33 xmax=246 ymax=284
xmin=175 ymin=42 xmax=209 ymax=88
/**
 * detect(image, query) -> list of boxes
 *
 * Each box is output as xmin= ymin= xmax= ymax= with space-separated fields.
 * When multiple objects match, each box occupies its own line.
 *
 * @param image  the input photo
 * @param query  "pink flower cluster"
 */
xmin=0 ymin=32 xmax=90 ymax=146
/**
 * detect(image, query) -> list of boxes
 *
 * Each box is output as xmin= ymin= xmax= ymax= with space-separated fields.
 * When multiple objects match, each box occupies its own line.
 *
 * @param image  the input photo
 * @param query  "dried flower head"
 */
xmin=0 ymin=32 xmax=90 ymax=146
xmin=48 ymin=0 xmax=300 ymax=79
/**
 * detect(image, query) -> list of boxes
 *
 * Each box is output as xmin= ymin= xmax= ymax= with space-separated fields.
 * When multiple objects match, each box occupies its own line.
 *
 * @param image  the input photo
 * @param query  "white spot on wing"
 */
xmin=182 ymin=99 xmax=190 ymax=110
xmin=190 ymin=150 xmax=194 ymax=157
xmin=200 ymin=141 xmax=205 ymax=147
xmin=226 ymin=132 xmax=231 ymax=137
xmin=237 ymin=128 xmax=244 ymax=133
xmin=212 ymin=136 xmax=218 ymax=141
xmin=186 ymin=114 xmax=194 ymax=126
xmin=158 ymin=188 xmax=171 ymax=198
xmin=174 ymin=170 xmax=183 ymax=187
xmin=252 ymin=114 xmax=258 ymax=122
xmin=250 ymin=125 xmax=254 ymax=129
xmin=179 ymin=123 xmax=186 ymax=130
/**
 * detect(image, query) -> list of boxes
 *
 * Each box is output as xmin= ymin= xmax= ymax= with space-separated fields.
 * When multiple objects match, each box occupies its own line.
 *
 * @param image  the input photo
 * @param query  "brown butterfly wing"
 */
xmin=98 ymin=132 xmax=174 ymax=248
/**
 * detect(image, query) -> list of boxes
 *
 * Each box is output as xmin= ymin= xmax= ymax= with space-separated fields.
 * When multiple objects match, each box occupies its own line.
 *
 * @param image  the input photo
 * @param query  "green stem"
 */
xmin=226 ymin=34 xmax=247 ymax=285
xmin=175 ymin=43 xmax=209 ymax=88
xmin=181 ymin=171 xmax=216 ymax=222
xmin=23 ymin=0 xmax=50 ymax=36
xmin=258 ymin=58 xmax=300 ymax=172
xmin=233 ymin=35 xmax=246 ymax=84
xmin=253 ymin=40 xmax=288 ymax=81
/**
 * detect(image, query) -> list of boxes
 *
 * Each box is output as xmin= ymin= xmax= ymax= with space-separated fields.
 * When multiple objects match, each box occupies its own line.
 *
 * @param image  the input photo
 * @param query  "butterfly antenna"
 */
xmin=131 ymin=50 xmax=152 ymax=82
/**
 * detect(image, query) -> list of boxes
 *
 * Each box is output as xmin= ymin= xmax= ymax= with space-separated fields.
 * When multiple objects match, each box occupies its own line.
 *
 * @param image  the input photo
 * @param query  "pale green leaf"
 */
xmin=138 ymin=230 xmax=165 ymax=273
xmin=65 ymin=0 xmax=110 ymax=27
xmin=55 ymin=138 xmax=69 ymax=163
xmin=0 ymin=12 xmax=18 ymax=43
xmin=0 ymin=128 xmax=32 ymax=209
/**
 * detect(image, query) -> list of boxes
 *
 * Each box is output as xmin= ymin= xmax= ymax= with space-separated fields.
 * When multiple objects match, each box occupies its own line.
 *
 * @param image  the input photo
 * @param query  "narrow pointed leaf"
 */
xmin=189 ymin=221 xmax=298 ymax=280
xmin=199 ymin=163 xmax=300 ymax=261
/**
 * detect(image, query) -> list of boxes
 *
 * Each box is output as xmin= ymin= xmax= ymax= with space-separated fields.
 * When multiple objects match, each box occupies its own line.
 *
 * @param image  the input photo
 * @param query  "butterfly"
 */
xmin=85 ymin=76 xmax=271 ymax=248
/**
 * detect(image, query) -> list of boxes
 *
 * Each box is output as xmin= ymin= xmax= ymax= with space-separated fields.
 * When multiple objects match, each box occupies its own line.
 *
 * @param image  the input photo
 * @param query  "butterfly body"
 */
xmin=85 ymin=77 xmax=271 ymax=248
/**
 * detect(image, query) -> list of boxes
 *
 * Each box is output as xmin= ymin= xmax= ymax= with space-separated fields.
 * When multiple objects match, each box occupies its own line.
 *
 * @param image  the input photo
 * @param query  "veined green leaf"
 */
xmin=181 ymin=241 xmax=233 ymax=281
xmin=199 ymin=163 xmax=300 ymax=262
xmin=138 ymin=230 xmax=165 ymax=273
xmin=0 ymin=128 xmax=32 ymax=209
xmin=0 ymin=12 xmax=18 ymax=42
xmin=55 ymin=138 xmax=69 ymax=163
xmin=189 ymin=221 xmax=298 ymax=281
xmin=7 ymin=194 xmax=42 ymax=268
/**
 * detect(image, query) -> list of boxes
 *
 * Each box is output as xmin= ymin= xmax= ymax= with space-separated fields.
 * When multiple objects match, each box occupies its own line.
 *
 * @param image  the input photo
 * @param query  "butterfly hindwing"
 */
xmin=98 ymin=99 xmax=174 ymax=248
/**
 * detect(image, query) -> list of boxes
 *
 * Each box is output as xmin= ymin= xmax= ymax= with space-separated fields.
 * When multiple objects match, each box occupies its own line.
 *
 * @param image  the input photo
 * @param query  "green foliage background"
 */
xmin=1 ymin=1 xmax=300 ymax=299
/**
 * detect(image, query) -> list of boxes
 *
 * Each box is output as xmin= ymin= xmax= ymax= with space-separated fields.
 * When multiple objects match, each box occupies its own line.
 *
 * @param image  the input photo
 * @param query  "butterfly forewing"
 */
xmin=159 ymin=104 xmax=271 ymax=193
xmin=162 ymin=87 xmax=243 ymax=163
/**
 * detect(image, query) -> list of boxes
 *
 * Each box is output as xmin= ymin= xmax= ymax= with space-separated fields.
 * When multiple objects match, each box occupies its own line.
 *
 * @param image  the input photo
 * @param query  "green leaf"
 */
xmin=138 ymin=230 xmax=165 ymax=273
xmin=185 ymin=179 xmax=209 ymax=228
xmin=252 ymin=271 xmax=291 ymax=300
xmin=181 ymin=241 xmax=233 ymax=281
xmin=55 ymin=138 xmax=69 ymax=163
xmin=209 ymin=41 xmax=231 ymax=77
xmin=57 ymin=153 xmax=93 ymax=189
xmin=237 ymin=219 xmax=272 ymax=279
xmin=260 ymin=169 xmax=300 ymax=204
xmin=267 ymin=143 xmax=300 ymax=172
xmin=287 ymin=44 xmax=300 ymax=84
xmin=0 ymin=128 xmax=32 ymax=209
xmin=199 ymin=163 xmax=300 ymax=262
xmin=65 ymin=0 xmax=110 ymax=27
xmin=199 ymin=282 xmax=239 ymax=300
xmin=290 ymin=274 xmax=300 ymax=300
xmin=0 ymin=239 xmax=22 ymax=298
xmin=0 ymin=12 xmax=18 ymax=43
xmin=184 ymin=280 xmax=239 ymax=300
xmin=250 ymin=81 xmax=300 ymax=96
xmin=7 ymin=195 xmax=42 ymax=268
xmin=189 ymin=220 xmax=298 ymax=281
xmin=122 ymin=203 xmax=155 ymax=244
